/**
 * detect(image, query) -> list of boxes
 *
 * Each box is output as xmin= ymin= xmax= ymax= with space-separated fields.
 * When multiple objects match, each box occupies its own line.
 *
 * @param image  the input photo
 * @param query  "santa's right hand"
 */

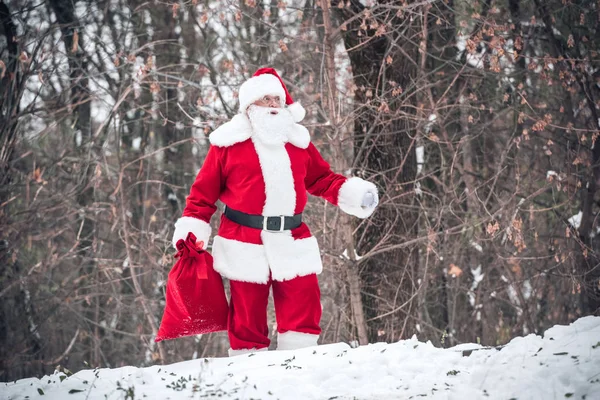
xmin=361 ymin=192 xmax=378 ymax=208
xmin=172 ymin=216 xmax=211 ymax=249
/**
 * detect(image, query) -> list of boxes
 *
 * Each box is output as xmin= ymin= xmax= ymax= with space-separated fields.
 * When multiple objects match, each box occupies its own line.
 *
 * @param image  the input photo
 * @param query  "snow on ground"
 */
xmin=3 ymin=317 xmax=600 ymax=400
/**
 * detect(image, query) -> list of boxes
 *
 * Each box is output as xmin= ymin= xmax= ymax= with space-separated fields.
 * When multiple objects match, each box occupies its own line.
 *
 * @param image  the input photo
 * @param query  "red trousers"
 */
xmin=228 ymin=274 xmax=321 ymax=351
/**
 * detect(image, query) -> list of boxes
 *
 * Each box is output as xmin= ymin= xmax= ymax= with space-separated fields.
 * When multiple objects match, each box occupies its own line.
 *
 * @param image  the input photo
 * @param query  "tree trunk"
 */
xmin=338 ymin=1 xmax=419 ymax=342
xmin=321 ymin=0 xmax=369 ymax=345
xmin=532 ymin=0 xmax=600 ymax=315
xmin=48 ymin=0 xmax=98 ymax=363
xmin=0 ymin=0 xmax=19 ymax=195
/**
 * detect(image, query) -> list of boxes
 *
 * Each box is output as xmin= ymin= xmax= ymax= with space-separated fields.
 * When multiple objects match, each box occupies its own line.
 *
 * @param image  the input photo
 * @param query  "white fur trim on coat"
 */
xmin=287 ymin=102 xmax=306 ymax=123
xmin=338 ymin=177 xmax=379 ymax=219
xmin=252 ymin=138 xmax=296 ymax=216
xmin=209 ymin=114 xmax=252 ymax=147
xmin=277 ymin=331 xmax=319 ymax=350
xmin=261 ymin=231 xmax=323 ymax=281
xmin=172 ymin=216 xmax=211 ymax=249
xmin=209 ymin=113 xmax=310 ymax=149
xmin=228 ymin=347 xmax=268 ymax=357
xmin=287 ymin=124 xmax=310 ymax=149
xmin=211 ymin=233 xmax=323 ymax=283
xmin=239 ymin=74 xmax=286 ymax=114
xmin=212 ymin=235 xmax=271 ymax=284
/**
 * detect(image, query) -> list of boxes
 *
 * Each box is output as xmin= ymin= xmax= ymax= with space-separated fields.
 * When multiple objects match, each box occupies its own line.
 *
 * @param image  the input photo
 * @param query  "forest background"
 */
xmin=1 ymin=0 xmax=599 ymax=381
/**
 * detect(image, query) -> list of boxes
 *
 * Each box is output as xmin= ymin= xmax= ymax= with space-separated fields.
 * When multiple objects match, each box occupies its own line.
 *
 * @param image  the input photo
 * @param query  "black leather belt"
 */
xmin=224 ymin=206 xmax=302 ymax=231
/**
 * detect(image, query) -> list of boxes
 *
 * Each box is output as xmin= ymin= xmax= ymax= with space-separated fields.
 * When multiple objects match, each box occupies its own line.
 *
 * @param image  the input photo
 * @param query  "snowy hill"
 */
xmin=3 ymin=317 xmax=600 ymax=400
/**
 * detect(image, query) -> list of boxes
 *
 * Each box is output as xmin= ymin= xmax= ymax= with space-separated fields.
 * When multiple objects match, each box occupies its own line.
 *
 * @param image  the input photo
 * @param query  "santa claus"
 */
xmin=171 ymin=68 xmax=378 ymax=355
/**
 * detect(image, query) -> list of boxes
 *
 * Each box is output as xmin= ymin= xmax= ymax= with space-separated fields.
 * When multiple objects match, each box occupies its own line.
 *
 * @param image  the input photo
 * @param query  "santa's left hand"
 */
xmin=361 ymin=191 xmax=379 ymax=209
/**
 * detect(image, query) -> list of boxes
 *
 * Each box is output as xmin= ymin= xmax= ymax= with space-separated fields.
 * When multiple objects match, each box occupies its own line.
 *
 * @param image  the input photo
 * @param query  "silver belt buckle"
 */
xmin=262 ymin=216 xmax=287 ymax=231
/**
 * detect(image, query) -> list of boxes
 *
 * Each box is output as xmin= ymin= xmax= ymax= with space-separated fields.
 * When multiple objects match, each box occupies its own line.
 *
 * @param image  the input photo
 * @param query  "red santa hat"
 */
xmin=238 ymin=67 xmax=306 ymax=123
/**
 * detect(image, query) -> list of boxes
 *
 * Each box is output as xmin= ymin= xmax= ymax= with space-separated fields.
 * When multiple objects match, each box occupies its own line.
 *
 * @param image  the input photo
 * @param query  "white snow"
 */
xmin=569 ymin=211 xmax=583 ymax=229
xmin=132 ymin=137 xmax=142 ymax=150
xmin=523 ymin=279 xmax=532 ymax=300
xmin=456 ymin=33 xmax=487 ymax=69
xmin=414 ymin=182 xmax=423 ymax=196
xmin=468 ymin=265 xmax=484 ymax=307
xmin=507 ymin=284 xmax=520 ymax=310
xmin=424 ymin=115 xmax=436 ymax=134
xmin=415 ymin=145 xmax=425 ymax=195
xmin=416 ymin=145 xmax=425 ymax=174
xmin=470 ymin=241 xmax=483 ymax=253
xmin=471 ymin=266 xmax=484 ymax=289
xmin=341 ymin=248 xmax=362 ymax=261
xmin=3 ymin=317 xmax=600 ymax=399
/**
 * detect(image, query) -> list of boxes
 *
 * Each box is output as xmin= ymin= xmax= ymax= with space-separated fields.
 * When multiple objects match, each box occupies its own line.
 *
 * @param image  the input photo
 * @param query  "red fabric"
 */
xmin=303 ymin=143 xmax=346 ymax=205
xmin=252 ymin=67 xmax=294 ymax=105
xmin=155 ymin=233 xmax=228 ymax=342
xmin=182 ymin=141 xmax=347 ymax=244
xmin=228 ymin=274 xmax=321 ymax=350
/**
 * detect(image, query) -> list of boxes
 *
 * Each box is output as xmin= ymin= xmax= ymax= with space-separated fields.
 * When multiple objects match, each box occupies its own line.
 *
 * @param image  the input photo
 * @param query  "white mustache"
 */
xmin=249 ymin=105 xmax=289 ymax=117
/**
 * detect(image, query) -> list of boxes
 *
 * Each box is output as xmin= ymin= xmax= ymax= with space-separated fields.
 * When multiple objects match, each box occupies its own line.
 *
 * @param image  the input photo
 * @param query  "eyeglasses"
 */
xmin=260 ymin=95 xmax=281 ymax=104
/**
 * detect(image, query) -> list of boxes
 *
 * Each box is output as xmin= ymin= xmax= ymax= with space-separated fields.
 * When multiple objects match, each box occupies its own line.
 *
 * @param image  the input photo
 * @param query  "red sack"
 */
xmin=155 ymin=232 xmax=228 ymax=342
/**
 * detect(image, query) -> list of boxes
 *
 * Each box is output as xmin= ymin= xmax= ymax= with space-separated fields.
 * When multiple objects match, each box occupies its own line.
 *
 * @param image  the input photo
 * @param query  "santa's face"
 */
xmin=252 ymin=94 xmax=283 ymax=109
xmin=247 ymin=103 xmax=294 ymax=147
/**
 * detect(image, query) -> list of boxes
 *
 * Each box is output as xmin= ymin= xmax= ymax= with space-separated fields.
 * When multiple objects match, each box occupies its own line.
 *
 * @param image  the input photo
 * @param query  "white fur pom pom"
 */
xmin=287 ymin=102 xmax=306 ymax=123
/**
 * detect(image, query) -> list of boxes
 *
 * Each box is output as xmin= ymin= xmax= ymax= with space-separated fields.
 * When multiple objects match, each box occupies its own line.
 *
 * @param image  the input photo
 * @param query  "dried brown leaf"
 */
xmin=33 ymin=168 xmax=43 ymax=183
xmin=71 ymin=30 xmax=79 ymax=53
xmin=448 ymin=264 xmax=463 ymax=277
xmin=150 ymin=81 xmax=160 ymax=94
xmin=278 ymin=40 xmax=288 ymax=52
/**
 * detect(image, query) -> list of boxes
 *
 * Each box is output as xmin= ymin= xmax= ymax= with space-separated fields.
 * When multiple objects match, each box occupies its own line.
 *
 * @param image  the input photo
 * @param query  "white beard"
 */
xmin=247 ymin=105 xmax=295 ymax=147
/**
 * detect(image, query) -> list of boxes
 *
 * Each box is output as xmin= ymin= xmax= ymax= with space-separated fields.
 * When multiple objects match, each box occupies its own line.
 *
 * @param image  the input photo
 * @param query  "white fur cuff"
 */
xmin=277 ymin=331 xmax=319 ymax=350
xmin=172 ymin=216 xmax=211 ymax=249
xmin=338 ymin=177 xmax=378 ymax=219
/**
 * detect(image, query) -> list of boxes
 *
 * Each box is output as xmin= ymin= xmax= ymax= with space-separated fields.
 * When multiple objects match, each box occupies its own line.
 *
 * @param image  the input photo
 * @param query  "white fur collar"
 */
xmin=209 ymin=114 xmax=310 ymax=149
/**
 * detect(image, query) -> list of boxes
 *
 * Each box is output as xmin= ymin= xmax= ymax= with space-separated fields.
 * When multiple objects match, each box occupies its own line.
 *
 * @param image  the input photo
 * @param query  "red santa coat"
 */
xmin=172 ymin=114 xmax=377 ymax=284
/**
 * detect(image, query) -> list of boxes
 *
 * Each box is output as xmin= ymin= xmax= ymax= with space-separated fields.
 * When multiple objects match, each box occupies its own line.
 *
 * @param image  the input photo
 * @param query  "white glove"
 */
xmin=361 ymin=191 xmax=378 ymax=208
